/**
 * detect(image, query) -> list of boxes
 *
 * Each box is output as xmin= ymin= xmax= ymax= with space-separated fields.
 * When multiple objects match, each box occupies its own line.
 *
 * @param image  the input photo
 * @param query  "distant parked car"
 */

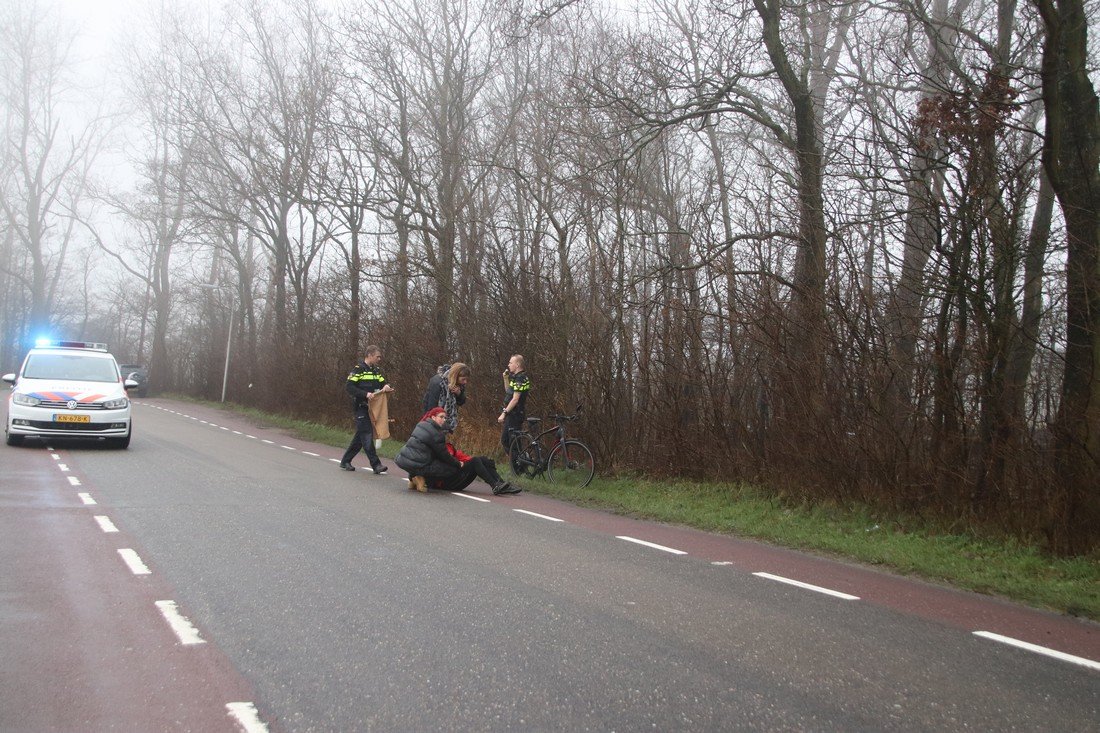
xmin=118 ymin=364 xmax=148 ymax=397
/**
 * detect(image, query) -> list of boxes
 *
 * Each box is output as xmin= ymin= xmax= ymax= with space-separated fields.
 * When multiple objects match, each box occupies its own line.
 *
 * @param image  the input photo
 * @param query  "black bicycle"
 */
xmin=507 ymin=409 xmax=595 ymax=488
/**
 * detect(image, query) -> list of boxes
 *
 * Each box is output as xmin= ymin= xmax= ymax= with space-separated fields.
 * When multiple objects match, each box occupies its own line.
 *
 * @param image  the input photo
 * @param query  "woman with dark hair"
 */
xmin=396 ymin=408 xmax=521 ymax=495
xmin=421 ymin=362 xmax=470 ymax=433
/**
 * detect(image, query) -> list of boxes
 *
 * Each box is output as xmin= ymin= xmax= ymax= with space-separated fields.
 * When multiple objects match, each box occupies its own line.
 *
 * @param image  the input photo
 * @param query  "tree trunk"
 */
xmin=1035 ymin=0 xmax=1100 ymax=551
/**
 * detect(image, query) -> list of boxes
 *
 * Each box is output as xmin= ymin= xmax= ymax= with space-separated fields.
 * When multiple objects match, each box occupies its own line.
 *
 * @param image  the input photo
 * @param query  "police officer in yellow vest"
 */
xmin=498 ymin=354 xmax=531 ymax=453
xmin=340 ymin=345 xmax=393 ymax=473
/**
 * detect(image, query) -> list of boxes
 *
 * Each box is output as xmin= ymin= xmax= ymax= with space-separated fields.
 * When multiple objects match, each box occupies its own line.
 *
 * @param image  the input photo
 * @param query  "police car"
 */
xmin=3 ymin=340 xmax=137 ymax=448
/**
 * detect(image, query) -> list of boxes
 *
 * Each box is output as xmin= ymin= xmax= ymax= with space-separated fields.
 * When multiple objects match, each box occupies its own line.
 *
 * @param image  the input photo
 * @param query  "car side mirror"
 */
xmin=124 ymin=379 xmax=139 ymax=390
xmin=2 ymin=373 xmax=15 ymax=384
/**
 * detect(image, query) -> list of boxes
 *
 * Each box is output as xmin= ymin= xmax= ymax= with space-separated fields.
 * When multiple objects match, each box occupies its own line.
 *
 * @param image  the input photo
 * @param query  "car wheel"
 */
xmin=110 ymin=431 xmax=131 ymax=449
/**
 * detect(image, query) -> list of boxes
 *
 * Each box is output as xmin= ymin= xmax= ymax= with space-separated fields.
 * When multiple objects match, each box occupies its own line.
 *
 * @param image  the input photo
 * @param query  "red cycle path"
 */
xmin=0 ymin=443 xmax=273 ymax=733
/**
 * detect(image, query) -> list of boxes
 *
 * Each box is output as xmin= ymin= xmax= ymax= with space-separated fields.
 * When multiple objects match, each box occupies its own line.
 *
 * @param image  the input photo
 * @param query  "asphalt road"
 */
xmin=2 ymin=398 xmax=1098 ymax=732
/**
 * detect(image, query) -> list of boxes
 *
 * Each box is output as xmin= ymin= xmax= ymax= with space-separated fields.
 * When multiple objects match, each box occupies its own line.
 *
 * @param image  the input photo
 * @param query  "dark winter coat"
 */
xmin=421 ymin=366 xmax=466 ymax=432
xmin=395 ymin=419 xmax=462 ymax=477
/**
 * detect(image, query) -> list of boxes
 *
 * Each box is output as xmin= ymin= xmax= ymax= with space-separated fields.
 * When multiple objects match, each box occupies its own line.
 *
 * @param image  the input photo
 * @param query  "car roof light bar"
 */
xmin=34 ymin=339 xmax=109 ymax=351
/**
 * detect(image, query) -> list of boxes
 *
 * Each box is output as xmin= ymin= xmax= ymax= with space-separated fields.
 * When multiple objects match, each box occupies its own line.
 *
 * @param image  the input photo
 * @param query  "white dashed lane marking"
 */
xmin=514 ymin=509 xmax=564 ymax=522
xmin=617 ymin=536 xmax=688 ymax=555
xmin=78 ymin=493 xmax=96 ymax=505
xmin=94 ymin=515 xmax=119 ymax=533
xmin=753 ymin=572 xmax=859 ymax=601
xmin=452 ymin=493 xmax=491 ymax=503
xmin=973 ymin=631 xmax=1100 ymax=671
xmin=226 ymin=702 xmax=270 ymax=733
xmin=137 ymin=403 xmax=351 ymax=467
xmin=117 ymin=549 xmax=151 ymax=575
xmin=155 ymin=600 xmax=206 ymax=645
xmin=67 ymin=476 xmax=81 ymax=487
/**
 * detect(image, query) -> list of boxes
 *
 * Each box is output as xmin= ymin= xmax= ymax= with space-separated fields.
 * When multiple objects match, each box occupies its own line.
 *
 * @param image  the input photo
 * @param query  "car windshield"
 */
xmin=23 ymin=353 xmax=118 ymax=382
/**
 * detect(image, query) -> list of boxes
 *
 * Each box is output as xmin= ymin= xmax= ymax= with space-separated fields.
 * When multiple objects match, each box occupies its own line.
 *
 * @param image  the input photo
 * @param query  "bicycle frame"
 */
xmin=508 ymin=405 xmax=595 ymax=488
xmin=512 ymin=416 xmax=573 ymax=475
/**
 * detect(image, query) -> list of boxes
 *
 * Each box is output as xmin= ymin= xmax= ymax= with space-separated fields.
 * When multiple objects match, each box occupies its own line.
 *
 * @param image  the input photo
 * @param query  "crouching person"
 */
xmin=395 ymin=408 xmax=520 ymax=495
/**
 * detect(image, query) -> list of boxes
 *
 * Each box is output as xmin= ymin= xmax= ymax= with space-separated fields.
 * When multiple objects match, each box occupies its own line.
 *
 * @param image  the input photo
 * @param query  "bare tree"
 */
xmin=87 ymin=6 xmax=200 ymax=394
xmin=0 ymin=0 xmax=105 ymax=345
xmin=344 ymin=0 xmax=504 ymax=358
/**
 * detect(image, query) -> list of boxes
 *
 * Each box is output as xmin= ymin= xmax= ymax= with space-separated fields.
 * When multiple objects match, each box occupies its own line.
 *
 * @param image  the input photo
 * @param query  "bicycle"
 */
xmin=507 ymin=408 xmax=595 ymax=488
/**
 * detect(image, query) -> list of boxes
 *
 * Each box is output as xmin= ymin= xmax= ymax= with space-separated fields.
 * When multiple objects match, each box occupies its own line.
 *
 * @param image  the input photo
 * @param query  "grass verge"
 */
xmin=175 ymin=397 xmax=1100 ymax=621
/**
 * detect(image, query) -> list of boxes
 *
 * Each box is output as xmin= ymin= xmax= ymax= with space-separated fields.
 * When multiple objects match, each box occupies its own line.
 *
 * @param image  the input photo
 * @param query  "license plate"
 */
xmin=55 ymin=414 xmax=90 ymax=423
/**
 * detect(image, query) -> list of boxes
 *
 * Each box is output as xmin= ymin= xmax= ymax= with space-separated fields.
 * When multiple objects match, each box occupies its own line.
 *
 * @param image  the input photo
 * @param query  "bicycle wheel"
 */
xmin=546 ymin=440 xmax=594 ymax=488
xmin=508 ymin=433 xmax=539 ymax=478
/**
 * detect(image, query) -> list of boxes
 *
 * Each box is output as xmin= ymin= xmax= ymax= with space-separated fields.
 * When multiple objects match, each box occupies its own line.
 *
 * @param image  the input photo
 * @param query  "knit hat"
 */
xmin=421 ymin=407 xmax=446 ymax=421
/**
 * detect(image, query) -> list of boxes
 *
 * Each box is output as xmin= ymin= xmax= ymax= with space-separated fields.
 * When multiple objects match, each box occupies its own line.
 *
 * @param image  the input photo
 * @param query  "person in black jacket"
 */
xmin=396 ymin=408 xmax=520 ymax=495
xmin=421 ymin=362 xmax=470 ymax=433
xmin=339 ymin=345 xmax=393 ymax=473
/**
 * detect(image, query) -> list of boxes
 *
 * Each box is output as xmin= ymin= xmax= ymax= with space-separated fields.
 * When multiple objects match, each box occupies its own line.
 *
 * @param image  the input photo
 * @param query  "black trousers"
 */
xmin=427 ymin=456 xmax=504 ymax=491
xmin=341 ymin=407 xmax=381 ymax=468
xmin=501 ymin=411 xmax=525 ymax=452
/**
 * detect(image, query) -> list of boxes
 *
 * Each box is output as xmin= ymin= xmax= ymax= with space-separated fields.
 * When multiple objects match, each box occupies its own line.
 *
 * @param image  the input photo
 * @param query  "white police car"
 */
xmin=3 ymin=340 xmax=137 ymax=448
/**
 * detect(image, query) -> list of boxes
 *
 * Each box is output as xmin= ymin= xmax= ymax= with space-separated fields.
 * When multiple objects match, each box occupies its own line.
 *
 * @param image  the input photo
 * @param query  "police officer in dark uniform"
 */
xmin=498 ymin=354 xmax=530 ymax=453
xmin=340 ymin=345 xmax=393 ymax=473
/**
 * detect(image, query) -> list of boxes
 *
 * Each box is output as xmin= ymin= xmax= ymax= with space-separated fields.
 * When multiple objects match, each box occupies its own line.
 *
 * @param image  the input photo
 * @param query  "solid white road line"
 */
xmin=514 ymin=508 xmax=564 ymax=522
xmin=78 ymin=493 xmax=96 ymax=505
xmin=452 ymin=492 xmax=491 ymax=503
xmin=753 ymin=572 xmax=860 ymax=601
xmin=93 ymin=515 xmax=119 ymax=533
xmin=617 ymin=536 xmax=688 ymax=555
xmin=226 ymin=702 xmax=269 ymax=733
xmin=68 ymin=476 xmax=81 ymax=486
xmin=117 ymin=549 xmax=151 ymax=575
xmin=155 ymin=600 xmax=206 ymax=645
xmin=973 ymin=631 xmax=1100 ymax=672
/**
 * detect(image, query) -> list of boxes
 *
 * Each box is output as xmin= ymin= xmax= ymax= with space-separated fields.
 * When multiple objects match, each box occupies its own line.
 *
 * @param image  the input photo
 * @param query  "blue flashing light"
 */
xmin=31 ymin=338 xmax=109 ymax=351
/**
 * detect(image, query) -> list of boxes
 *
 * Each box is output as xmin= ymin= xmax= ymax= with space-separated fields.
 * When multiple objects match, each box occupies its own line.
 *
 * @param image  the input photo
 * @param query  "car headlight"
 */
xmin=102 ymin=397 xmax=129 ymax=410
xmin=13 ymin=393 xmax=40 ymax=406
